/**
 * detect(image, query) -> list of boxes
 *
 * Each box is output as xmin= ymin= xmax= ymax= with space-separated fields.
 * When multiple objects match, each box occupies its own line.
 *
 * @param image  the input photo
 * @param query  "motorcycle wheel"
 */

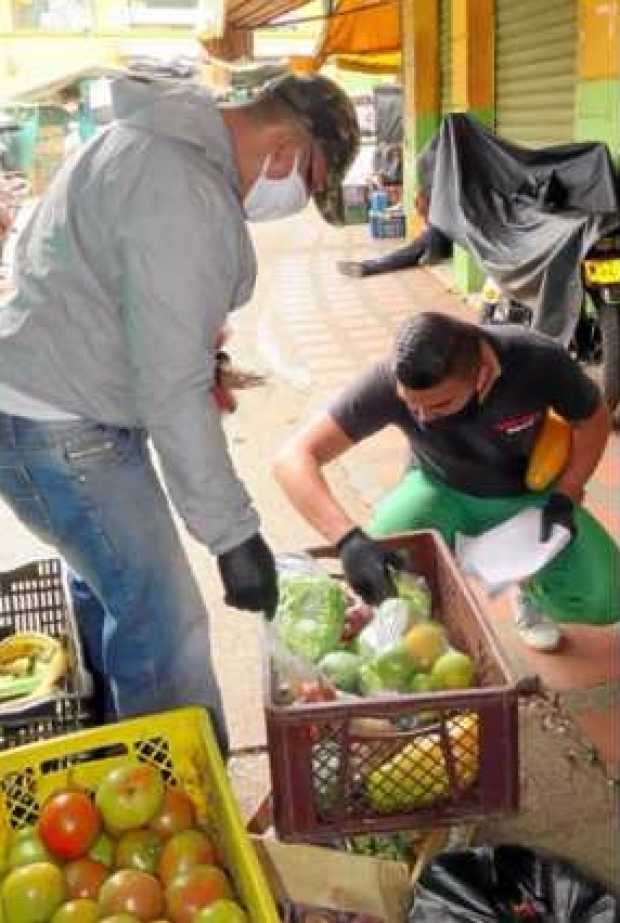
xmin=579 ymin=295 xmax=620 ymax=413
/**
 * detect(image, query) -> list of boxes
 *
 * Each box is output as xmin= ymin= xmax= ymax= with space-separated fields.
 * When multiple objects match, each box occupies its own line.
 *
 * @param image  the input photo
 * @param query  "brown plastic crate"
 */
xmin=265 ymin=530 xmax=519 ymax=843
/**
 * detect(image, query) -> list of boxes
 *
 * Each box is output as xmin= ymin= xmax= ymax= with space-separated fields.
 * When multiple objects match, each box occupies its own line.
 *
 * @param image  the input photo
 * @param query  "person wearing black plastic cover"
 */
xmin=338 ymin=135 xmax=452 ymax=278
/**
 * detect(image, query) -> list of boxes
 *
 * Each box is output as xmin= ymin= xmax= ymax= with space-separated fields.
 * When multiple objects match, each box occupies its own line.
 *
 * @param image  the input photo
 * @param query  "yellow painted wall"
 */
xmin=578 ymin=0 xmax=619 ymax=79
xmin=451 ymin=0 xmax=494 ymax=113
xmin=401 ymin=0 xmax=439 ymax=233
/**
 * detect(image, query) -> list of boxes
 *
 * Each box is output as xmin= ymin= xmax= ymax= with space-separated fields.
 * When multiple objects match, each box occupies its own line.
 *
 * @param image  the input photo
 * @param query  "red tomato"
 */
xmin=98 ymin=869 xmax=165 ymax=921
xmin=298 ymin=680 xmax=337 ymax=703
xmin=38 ymin=790 xmax=102 ymax=861
xmin=158 ymin=830 xmax=216 ymax=886
xmin=165 ymin=865 xmax=232 ymax=923
xmin=64 ymin=856 xmax=108 ymax=900
xmin=149 ymin=788 xmax=196 ymax=840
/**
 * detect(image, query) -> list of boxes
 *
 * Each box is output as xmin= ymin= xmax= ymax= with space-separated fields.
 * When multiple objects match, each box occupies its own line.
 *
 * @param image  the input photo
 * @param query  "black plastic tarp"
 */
xmin=408 ymin=845 xmax=619 ymax=923
xmin=426 ymin=114 xmax=620 ymax=344
xmin=374 ymin=85 xmax=403 ymax=145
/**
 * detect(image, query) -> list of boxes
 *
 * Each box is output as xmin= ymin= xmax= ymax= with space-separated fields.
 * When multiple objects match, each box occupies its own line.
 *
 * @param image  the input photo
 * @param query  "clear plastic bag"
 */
xmin=268 ymin=554 xmax=345 ymax=705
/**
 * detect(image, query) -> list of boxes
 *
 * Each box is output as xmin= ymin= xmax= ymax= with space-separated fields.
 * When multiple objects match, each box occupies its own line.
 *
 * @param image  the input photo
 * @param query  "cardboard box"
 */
xmin=252 ymin=837 xmax=411 ymax=923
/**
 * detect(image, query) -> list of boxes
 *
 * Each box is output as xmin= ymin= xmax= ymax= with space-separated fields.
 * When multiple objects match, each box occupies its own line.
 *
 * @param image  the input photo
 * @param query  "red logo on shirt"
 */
xmin=493 ymin=411 xmax=542 ymax=435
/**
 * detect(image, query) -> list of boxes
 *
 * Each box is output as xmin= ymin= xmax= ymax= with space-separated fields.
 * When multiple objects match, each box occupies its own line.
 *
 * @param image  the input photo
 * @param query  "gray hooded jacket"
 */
xmin=0 ymin=77 xmax=260 ymax=554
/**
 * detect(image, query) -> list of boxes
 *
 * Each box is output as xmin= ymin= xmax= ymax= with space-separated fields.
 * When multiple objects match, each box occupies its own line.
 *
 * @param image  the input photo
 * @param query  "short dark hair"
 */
xmin=245 ymin=92 xmax=310 ymax=139
xmin=392 ymin=312 xmax=481 ymax=389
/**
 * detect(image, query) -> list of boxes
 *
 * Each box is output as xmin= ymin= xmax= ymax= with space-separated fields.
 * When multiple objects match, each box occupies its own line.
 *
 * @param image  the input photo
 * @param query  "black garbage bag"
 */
xmin=408 ymin=844 xmax=618 ymax=923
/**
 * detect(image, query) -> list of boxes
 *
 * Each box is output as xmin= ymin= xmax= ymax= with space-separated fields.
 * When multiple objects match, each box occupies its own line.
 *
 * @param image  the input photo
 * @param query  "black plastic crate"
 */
xmin=0 ymin=558 xmax=94 ymax=750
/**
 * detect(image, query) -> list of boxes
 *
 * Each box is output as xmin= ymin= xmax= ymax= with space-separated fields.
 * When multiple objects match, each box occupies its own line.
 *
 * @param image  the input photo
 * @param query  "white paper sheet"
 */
xmin=455 ymin=507 xmax=572 ymax=595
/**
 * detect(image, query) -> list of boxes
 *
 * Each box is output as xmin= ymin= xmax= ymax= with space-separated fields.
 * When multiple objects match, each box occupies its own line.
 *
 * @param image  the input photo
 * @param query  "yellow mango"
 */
xmin=365 ymin=714 xmax=479 ymax=812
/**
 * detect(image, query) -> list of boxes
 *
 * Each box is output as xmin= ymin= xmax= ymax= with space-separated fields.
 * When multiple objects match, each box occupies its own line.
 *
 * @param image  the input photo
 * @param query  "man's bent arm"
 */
xmin=556 ymin=399 xmax=611 ymax=502
xmin=273 ymin=412 xmax=358 ymax=544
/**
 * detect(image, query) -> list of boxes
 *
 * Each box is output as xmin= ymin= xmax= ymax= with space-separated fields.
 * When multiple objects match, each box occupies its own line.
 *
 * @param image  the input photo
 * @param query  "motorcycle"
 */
xmin=479 ymin=225 xmax=620 ymax=415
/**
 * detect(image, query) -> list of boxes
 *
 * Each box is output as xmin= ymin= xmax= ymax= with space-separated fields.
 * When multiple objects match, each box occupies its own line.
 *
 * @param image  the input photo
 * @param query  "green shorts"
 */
xmin=368 ymin=468 xmax=619 ymax=625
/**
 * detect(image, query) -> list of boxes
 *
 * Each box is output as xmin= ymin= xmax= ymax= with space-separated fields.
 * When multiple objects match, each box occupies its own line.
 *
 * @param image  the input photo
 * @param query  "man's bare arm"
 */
xmin=273 ymin=412 xmax=358 ymax=544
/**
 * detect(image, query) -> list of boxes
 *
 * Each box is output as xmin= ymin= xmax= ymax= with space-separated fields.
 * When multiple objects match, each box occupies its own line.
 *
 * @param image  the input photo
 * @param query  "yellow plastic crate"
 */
xmin=0 ymin=706 xmax=280 ymax=923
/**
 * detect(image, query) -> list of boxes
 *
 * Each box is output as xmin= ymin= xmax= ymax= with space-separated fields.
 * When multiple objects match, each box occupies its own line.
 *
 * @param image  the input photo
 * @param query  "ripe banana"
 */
xmin=0 ymin=632 xmax=67 ymax=704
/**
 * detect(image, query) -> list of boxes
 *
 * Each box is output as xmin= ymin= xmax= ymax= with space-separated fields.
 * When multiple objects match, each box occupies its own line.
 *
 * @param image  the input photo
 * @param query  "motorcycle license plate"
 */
xmin=584 ymin=258 xmax=620 ymax=284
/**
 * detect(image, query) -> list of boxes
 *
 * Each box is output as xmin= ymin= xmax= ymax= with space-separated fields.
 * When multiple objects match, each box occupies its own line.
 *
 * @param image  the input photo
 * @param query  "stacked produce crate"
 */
xmin=0 ymin=558 xmax=93 ymax=750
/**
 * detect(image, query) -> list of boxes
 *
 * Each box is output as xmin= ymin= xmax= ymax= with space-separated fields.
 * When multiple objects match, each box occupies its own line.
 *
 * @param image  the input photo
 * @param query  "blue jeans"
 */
xmin=0 ymin=412 xmax=228 ymax=754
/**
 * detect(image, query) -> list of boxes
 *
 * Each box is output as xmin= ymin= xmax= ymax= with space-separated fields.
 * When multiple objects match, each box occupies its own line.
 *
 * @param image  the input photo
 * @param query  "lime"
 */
xmin=431 ymin=649 xmax=476 ymax=690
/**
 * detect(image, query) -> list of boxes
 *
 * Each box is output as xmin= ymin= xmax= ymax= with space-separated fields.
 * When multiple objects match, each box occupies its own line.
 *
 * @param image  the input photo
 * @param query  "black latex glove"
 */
xmin=540 ymin=492 xmax=577 ymax=542
xmin=217 ymin=533 xmax=278 ymax=620
xmin=336 ymin=527 xmax=402 ymax=605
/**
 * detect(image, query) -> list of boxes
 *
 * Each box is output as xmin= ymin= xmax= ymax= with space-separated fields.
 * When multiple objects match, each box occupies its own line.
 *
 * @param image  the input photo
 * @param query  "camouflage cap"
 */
xmin=261 ymin=73 xmax=360 ymax=225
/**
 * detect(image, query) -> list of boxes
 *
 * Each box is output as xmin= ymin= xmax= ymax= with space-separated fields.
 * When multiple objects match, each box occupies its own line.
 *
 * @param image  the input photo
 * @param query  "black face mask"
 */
xmin=423 ymin=390 xmax=481 ymax=429
xmin=453 ymin=391 xmax=481 ymax=419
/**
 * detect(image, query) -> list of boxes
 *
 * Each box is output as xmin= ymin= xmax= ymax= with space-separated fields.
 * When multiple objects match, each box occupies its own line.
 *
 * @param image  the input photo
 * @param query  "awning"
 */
xmin=203 ymin=0 xmax=401 ymax=70
xmin=289 ymin=1 xmax=402 ymax=76
xmin=224 ymin=1 xmax=313 ymax=30
xmin=315 ymin=0 xmax=400 ymax=65
xmin=335 ymin=51 xmax=401 ymax=74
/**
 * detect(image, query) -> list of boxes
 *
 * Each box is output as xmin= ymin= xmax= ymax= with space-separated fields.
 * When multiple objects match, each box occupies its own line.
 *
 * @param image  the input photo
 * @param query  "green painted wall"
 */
xmin=575 ymin=79 xmax=620 ymax=163
xmin=403 ymin=111 xmax=440 ymax=223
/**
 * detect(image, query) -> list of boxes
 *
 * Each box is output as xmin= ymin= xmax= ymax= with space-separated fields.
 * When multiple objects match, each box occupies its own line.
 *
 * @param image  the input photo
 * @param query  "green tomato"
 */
xmin=115 ymin=829 xmax=163 ymax=874
xmin=1 ymin=861 xmax=66 ymax=923
xmin=7 ymin=827 xmax=52 ymax=869
xmin=98 ymin=916 xmax=142 ymax=923
xmin=193 ymin=899 xmax=249 ymax=923
xmin=88 ymin=831 xmax=115 ymax=868
xmin=51 ymin=898 xmax=100 ymax=923
xmin=95 ymin=762 xmax=164 ymax=834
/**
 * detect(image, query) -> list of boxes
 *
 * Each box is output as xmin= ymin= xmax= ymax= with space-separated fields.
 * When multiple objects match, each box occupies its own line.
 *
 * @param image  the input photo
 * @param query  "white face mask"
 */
xmin=243 ymin=152 xmax=309 ymax=222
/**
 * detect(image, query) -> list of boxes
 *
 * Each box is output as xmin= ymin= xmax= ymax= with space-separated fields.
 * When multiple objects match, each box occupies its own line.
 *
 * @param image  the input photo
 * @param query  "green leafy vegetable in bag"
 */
xmin=275 ymin=575 xmax=347 ymax=663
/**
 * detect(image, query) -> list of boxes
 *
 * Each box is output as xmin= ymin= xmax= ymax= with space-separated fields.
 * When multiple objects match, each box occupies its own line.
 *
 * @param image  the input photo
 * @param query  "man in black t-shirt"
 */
xmin=274 ymin=312 xmax=619 ymax=651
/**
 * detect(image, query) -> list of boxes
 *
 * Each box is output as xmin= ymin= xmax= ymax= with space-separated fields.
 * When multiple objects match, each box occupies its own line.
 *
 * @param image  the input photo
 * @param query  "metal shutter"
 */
xmin=439 ymin=0 xmax=453 ymax=116
xmin=495 ymin=0 xmax=577 ymax=146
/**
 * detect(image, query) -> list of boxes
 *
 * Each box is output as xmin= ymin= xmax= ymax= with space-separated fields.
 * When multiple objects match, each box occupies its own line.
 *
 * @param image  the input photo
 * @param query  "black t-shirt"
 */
xmin=328 ymin=326 xmax=600 ymax=497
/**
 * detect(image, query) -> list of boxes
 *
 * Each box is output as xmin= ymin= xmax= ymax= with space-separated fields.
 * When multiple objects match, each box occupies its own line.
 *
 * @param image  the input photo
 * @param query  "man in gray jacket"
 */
xmin=0 ymin=73 xmax=359 ymax=752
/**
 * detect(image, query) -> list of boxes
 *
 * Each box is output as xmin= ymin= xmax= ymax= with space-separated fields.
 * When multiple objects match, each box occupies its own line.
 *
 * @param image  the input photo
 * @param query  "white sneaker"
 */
xmin=513 ymin=594 xmax=563 ymax=652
